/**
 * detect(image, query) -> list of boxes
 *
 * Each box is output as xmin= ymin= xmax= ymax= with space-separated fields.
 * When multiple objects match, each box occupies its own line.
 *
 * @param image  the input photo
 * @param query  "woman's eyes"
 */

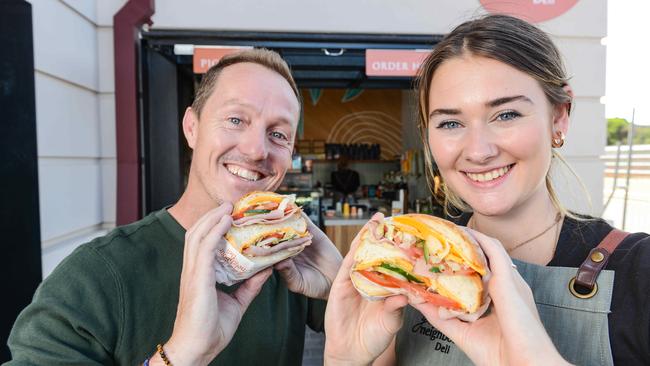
xmin=495 ymin=110 xmax=521 ymax=121
xmin=433 ymin=110 xmax=522 ymax=130
xmin=436 ymin=120 xmax=462 ymax=129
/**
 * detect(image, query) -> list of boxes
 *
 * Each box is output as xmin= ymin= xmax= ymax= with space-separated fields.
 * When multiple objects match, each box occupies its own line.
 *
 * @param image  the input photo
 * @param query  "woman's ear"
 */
xmin=182 ymin=107 xmax=199 ymax=149
xmin=552 ymin=84 xmax=573 ymax=136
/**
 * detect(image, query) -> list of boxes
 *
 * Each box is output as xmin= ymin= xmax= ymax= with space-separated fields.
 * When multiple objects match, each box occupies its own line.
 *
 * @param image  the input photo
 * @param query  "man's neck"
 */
xmin=168 ymin=181 xmax=220 ymax=230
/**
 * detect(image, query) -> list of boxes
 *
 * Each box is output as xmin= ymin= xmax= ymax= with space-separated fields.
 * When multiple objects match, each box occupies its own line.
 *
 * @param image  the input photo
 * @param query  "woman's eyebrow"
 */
xmin=428 ymin=95 xmax=533 ymax=119
xmin=486 ymin=95 xmax=533 ymax=108
xmin=429 ymin=108 xmax=461 ymax=119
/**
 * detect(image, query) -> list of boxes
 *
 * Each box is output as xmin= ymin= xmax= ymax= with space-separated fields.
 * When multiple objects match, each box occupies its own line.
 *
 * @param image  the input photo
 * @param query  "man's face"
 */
xmin=184 ymin=62 xmax=300 ymax=204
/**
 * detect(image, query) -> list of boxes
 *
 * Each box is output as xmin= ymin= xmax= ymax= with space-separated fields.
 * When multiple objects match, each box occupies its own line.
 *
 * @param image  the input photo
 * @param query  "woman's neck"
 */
xmin=469 ymin=188 xmax=561 ymax=265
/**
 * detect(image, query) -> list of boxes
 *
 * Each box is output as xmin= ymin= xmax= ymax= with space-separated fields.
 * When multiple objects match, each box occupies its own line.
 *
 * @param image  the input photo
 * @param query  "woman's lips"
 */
xmin=462 ymin=164 xmax=515 ymax=186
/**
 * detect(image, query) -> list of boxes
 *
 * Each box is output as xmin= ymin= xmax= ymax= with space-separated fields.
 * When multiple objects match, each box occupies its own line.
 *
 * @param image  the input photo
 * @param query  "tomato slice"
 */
xmin=359 ymin=270 xmax=402 ymax=288
xmin=400 ymin=281 xmax=462 ymax=310
xmin=358 ymin=270 xmax=462 ymax=310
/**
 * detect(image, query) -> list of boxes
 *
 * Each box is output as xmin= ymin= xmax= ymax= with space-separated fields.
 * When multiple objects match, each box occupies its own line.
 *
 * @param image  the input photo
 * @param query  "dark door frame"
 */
xmin=1 ymin=0 xmax=42 ymax=361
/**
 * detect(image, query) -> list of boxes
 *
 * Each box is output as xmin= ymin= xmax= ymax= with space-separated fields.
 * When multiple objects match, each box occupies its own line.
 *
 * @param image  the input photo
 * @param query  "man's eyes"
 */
xmin=228 ymin=117 xmax=242 ymax=125
xmin=270 ymin=131 xmax=288 ymax=140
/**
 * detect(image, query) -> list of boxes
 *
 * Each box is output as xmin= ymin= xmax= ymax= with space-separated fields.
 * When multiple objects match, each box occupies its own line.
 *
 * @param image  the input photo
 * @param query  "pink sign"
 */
xmin=365 ymin=49 xmax=431 ymax=77
xmin=193 ymin=46 xmax=252 ymax=74
xmin=480 ymin=0 xmax=579 ymax=23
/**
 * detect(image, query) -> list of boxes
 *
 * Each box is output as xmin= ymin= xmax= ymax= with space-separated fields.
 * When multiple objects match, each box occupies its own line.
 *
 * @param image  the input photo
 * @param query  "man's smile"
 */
xmin=225 ymin=163 xmax=269 ymax=182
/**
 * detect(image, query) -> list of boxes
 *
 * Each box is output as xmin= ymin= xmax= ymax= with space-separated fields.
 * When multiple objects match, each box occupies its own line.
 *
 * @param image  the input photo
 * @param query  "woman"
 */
xmin=323 ymin=14 xmax=650 ymax=365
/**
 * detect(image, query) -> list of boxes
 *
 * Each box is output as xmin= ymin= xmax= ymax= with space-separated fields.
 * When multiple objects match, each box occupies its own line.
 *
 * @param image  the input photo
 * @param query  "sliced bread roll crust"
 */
xmin=233 ymin=191 xmax=287 ymax=214
xmin=226 ymin=211 xmax=307 ymax=252
xmin=435 ymin=273 xmax=483 ymax=313
xmin=411 ymin=214 xmax=488 ymax=276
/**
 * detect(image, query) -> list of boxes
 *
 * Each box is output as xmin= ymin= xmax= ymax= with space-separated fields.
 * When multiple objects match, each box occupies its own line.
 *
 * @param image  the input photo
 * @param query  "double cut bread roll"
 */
xmin=224 ymin=191 xmax=312 ymax=268
xmin=350 ymin=213 xmax=491 ymax=319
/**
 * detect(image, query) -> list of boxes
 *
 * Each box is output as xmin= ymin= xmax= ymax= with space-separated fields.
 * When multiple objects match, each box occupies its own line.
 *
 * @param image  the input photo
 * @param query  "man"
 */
xmin=6 ymin=49 xmax=342 ymax=365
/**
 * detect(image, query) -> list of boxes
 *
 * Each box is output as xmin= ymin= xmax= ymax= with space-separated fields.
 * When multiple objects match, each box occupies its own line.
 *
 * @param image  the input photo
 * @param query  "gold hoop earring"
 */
xmin=552 ymin=131 xmax=565 ymax=148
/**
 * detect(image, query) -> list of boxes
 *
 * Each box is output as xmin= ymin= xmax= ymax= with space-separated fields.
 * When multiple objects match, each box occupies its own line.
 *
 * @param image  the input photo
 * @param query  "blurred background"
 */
xmin=2 ymin=0 xmax=647 ymax=363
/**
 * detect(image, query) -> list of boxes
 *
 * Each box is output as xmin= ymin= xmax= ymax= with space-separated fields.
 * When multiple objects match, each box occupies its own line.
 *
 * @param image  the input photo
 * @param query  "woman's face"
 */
xmin=427 ymin=55 xmax=566 ymax=216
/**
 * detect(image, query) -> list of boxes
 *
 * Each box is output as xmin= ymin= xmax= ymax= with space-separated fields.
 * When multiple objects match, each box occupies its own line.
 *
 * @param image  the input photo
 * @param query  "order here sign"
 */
xmin=193 ymin=46 xmax=253 ymax=74
xmin=365 ymin=49 xmax=431 ymax=77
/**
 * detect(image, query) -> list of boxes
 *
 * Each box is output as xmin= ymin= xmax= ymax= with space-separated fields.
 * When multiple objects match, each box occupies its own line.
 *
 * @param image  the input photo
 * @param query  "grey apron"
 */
xmin=396 ymin=259 xmax=615 ymax=365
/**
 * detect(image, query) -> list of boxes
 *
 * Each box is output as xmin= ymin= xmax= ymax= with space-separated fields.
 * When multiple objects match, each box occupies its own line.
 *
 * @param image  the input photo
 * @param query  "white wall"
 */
xmin=29 ymin=0 xmax=126 ymax=277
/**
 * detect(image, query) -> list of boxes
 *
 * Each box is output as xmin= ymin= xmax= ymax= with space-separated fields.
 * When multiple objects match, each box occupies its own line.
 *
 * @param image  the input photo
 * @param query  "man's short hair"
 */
xmin=191 ymin=48 xmax=300 ymax=117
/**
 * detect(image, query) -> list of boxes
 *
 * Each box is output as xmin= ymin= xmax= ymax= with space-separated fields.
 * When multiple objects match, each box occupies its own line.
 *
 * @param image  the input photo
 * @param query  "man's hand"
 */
xmin=323 ymin=214 xmax=408 ymax=366
xmin=274 ymin=213 xmax=342 ymax=299
xmin=155 ymin=203 xmax=272 ymax=366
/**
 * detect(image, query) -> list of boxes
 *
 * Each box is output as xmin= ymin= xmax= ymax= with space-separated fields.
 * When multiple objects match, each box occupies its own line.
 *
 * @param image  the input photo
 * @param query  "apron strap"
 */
xmin=574 ymin=229 xmax=629 ymax=291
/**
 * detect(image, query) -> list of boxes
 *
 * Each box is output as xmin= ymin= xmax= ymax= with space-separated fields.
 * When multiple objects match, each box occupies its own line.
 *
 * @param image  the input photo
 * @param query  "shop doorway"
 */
xmin=138 ymin=30 xmax=440 ymax=215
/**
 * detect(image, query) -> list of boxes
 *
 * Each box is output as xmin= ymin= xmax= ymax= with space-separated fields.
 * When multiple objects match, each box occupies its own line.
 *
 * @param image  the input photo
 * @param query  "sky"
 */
xmin=605 ymin=1 xmax=650 ymax=125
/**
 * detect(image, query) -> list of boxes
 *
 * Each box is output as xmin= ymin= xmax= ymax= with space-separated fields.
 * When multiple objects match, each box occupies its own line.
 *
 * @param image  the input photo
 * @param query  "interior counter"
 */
xmin=323 ymin=214 xmax=370 ymax=255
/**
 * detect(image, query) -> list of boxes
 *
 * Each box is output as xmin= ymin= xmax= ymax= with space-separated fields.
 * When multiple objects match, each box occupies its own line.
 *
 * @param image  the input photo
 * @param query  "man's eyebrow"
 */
xmin=220 ymin=99 xmax=255 ymax=108
xmin=486 ymin=95 xmax=533 ymax=108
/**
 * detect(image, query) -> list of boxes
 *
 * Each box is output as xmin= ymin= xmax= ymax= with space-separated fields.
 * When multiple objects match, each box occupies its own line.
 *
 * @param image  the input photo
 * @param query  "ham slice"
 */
xmin=243 ymin=235 xmax=312 ymax=257
xmin=367 ymin=216 xmax=421 ymax=259
xmin=232 ymin=200 xmax=301 ymax=227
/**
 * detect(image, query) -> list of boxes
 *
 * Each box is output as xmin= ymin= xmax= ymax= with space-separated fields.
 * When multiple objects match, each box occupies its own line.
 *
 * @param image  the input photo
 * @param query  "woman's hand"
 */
xmin=324 ymin=213 xmax=408 ymax=366
xmin=412 ymin=228 xmax=570 ymax=366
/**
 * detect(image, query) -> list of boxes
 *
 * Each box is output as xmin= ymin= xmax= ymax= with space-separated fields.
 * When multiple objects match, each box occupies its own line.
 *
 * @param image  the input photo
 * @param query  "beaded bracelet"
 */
xmin=157 ymin=344 xmax=173 ymax=366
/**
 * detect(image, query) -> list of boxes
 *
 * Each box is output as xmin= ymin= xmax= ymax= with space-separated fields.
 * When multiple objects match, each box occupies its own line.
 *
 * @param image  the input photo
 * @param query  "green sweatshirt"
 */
xmin=6 ymin=209 xmax=325 ymax=365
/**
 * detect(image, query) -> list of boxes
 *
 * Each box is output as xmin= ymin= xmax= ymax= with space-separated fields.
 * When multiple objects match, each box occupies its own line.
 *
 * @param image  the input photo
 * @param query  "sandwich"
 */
xmin=350 ymin=213 xmax=490 ymax=319
xmin=224 ymin=191 xmax=312 ymax=267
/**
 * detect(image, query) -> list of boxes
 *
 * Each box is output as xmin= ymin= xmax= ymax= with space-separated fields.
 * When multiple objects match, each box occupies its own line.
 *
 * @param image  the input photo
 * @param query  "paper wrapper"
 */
xmin=214 ymin=238 xmax=310 ymax=286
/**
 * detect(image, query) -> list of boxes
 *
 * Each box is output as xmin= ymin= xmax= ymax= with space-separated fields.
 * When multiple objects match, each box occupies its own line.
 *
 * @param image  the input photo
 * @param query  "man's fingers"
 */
xmin=185 ymin=203 xmax=233 ymax=255
xmin=200 ymin=214 xmax=233 ymax=253
xmin=191 ymin=203 xmax=232 ymax=240
xmin=274 ymin=258 xmax=302 ymax=291
xmin=195 ymin=214 xmax=232 ymax=270
xmin=232 ymin=268 xmax=273 ymax=309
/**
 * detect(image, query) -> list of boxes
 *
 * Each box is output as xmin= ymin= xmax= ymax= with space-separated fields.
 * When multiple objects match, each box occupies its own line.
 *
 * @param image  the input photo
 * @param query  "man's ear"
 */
xmin=182 ymin=107 xmax=199 ymax=149
xmin=552 ymin=84 xmax=573 ymax=136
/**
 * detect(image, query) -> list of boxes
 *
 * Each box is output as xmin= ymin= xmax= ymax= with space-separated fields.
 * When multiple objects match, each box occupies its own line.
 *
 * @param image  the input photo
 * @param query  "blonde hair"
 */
xmin=416 ymin=14 xmax=585 ymax=218
xmin=191 ymin=48 xmax=300 ymax=117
